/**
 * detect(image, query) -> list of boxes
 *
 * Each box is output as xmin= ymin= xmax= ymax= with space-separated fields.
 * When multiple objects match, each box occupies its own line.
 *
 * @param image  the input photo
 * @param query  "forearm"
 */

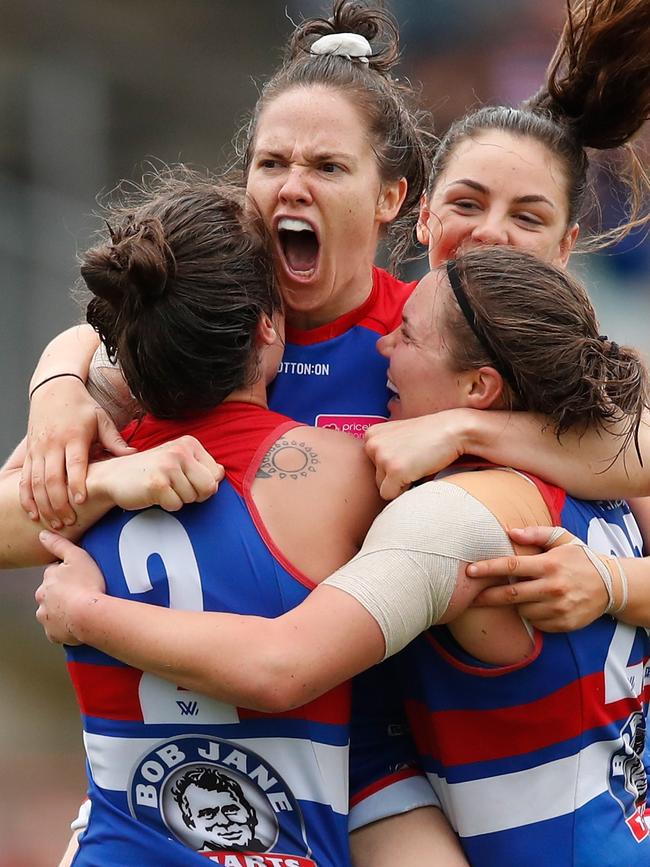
xmin=29 ymin=324 xmax=99 ymax=392
xmin=0 ymin=466 xmax=113 ymax=568
xmin=462 ymin=409 xmax=650 ymax=499
xmin=1 ymin=438 xmax=27 ymax=476
xmin=68 ymin=594 xmax=307 ymax=710
xmin=64 ymin=582 xmax=383 ymax=711
xmin=615 ymin=556 xmax=650 ymax=628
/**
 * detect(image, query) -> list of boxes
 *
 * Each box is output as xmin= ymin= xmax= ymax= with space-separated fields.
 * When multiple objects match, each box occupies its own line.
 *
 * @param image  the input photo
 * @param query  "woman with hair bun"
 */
xmin=20 ymin=168 xmax=465 ymax=867
xmin=39 ymin=245 xmax=650 ymax=865
xmin=13 ymin=0 xmax=431 ymax=525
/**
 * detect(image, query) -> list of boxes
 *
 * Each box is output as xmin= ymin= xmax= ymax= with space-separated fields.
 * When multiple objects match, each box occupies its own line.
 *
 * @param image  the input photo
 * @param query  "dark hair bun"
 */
xmin=289 ymin=0 xmax=400 ymax=74
xmin=81 ymin=216 xmax=175 ymax=308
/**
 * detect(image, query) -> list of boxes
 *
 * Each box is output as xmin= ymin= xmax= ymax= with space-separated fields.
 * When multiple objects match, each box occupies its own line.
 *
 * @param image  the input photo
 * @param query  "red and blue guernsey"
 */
xmin=66 ymin=400 xmax=427 ymax=866
xmin=269 ymin=266 xmax=413 ymax=435
xmin=402 ymin=477 xmax=650 ymax=867
xmin=267 ymin=267 xmax=434 ymax=831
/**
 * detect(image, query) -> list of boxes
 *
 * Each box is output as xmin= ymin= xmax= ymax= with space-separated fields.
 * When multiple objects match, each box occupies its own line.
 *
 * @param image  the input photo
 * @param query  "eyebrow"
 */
xmin=255 ymin=146 xmax=357 ymax=166
xmin=446 ymin=178 xmax=556 ymax=209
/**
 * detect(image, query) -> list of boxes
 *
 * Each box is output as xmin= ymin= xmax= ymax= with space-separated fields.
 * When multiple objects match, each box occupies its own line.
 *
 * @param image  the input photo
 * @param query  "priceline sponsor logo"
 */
xmin=316 ymin=414 xmax=386 ymax=439
xmin=278 ymin=362 xmax=330 ymax=376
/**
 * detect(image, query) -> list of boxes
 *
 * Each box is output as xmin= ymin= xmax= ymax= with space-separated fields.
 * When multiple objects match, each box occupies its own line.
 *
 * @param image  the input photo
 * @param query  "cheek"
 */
xmin=427 ymin=214 xmax=467 ymax=266
xmin=245 ymin=174 xmax=274 ymax=216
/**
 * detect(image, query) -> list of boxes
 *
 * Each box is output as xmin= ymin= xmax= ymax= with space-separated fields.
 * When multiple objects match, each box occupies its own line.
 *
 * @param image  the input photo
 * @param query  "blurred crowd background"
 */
xmin=1 ymin=1 xmax=649 ymax=863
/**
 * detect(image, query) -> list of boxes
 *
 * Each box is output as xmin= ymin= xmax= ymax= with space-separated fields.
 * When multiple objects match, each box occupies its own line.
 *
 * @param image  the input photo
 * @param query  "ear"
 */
xmin=416 ymin=194 xmax=432 ymax=246
xmin=556 ymin=223 xmax=579 ymax=268
xmin=376 ymin=177 xmax=408 ymax=224
xmin=256 ymin=313 xmax=277 ymax=348
xmin=464 ymin=366 xmax=504 ymax=410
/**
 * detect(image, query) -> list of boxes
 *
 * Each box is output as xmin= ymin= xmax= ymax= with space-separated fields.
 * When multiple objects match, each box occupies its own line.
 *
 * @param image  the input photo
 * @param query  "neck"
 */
xmin=223 ymin=379 xmax=269 ymax=410
xmin=286 ymin=271 xmax=375 ymax=331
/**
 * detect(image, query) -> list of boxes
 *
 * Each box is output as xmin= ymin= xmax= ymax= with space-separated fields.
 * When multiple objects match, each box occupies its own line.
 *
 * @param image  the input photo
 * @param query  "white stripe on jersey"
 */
xmin=428 ymin=736 xmax=620 ymax=838
xmin=83 ymin=731 xmax=350 ymax=815
xmin=348 ymin=776 xmax=440 ymax=832
xmin=138 ymin=672 xmax=240 ymax=725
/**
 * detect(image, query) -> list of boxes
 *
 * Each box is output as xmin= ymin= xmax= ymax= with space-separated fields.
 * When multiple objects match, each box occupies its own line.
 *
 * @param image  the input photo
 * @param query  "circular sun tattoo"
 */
xmin=256 ymin=439 xmax=320 ymax=480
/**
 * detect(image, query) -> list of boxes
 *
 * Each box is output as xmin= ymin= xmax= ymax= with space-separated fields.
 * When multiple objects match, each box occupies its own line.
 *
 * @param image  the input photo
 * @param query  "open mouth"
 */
xmin=387 ymin=377 xmax=400 ymax=401
xmin=277 ymin=217 xmax=320 ymax=277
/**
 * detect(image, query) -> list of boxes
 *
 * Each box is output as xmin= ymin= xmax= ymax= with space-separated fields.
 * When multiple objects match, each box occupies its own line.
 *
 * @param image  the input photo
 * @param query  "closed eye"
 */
xmin=515 ymin=212 xmax=544 ymax=227
xmin=452 ymin=199 xmax=481 ymax=212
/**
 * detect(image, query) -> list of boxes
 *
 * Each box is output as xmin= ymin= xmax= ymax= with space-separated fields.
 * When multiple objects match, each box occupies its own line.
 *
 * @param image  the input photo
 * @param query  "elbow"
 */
xmin=250 ymin=672 xmax=314 ymax=714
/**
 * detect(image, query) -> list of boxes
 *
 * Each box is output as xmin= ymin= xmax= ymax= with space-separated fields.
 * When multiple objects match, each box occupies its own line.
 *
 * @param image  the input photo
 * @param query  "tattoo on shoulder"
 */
xmin=256 ymin=438 xmax=320 ymax=480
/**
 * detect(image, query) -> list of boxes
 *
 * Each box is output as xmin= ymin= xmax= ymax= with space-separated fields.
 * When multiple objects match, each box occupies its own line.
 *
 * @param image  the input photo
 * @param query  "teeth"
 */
xmin=278 ymin=218 xmax=314 ymax=233
xmin=387 ymin=378 xmax=399 ymax=395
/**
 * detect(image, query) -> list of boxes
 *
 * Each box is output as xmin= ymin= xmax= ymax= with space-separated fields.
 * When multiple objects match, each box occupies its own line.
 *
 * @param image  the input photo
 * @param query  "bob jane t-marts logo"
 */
xmin=128 ymin=735 xmax=316 ymax=865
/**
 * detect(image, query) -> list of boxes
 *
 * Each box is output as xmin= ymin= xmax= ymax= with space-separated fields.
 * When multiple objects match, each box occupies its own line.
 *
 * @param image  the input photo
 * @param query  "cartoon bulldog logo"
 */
xmin=609 ymin=711 xmax=649 ymax=842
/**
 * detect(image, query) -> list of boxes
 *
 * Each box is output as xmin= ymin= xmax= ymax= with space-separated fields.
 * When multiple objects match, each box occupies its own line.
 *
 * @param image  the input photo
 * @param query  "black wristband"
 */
xmin=29 ymin=372 xmax=86 ymax=401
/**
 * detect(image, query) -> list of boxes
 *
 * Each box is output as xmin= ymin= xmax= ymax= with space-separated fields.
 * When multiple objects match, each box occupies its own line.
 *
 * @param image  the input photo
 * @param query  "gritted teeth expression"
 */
xmin=246 ymin=86 xmax=388 ymax=320
xmin=421 ymin=130 xmax=576 ymax=269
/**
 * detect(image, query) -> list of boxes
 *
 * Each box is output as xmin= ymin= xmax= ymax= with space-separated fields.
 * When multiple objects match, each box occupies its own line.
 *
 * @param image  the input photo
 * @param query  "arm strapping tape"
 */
xmin=322 ymin=480 xmax=515 ymax=659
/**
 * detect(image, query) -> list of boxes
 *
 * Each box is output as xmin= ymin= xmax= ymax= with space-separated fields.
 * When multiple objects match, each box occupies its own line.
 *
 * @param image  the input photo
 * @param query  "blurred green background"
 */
xmin=1 ymin=2 xmax=648 ymax=863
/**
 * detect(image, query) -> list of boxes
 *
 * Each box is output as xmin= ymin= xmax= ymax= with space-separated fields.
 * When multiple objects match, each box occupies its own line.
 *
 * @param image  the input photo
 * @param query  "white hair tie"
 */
xmin=310 ymin=33 xmax=372 ymax=64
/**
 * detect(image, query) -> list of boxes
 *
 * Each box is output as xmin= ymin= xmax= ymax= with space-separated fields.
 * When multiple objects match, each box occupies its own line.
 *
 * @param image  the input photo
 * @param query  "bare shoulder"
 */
xmin=444 ymin=468 xmax=552 ymax=532
xmin=255 ymin=425 xmax=367 ymax=483
xmin=252 ymin=426 xmax=383 ymax=580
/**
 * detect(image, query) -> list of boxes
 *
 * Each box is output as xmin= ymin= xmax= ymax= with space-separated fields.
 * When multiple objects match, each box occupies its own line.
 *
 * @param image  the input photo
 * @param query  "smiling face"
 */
xmin=246 ymin=85 xmax=404 ymax=329
xmin=378 ymin=270 xmax=473 ymax=420
xmin=183 ymin=785 xmax=255 ymax=850
xmin=419 ymin=130 xmax=579 ymax=269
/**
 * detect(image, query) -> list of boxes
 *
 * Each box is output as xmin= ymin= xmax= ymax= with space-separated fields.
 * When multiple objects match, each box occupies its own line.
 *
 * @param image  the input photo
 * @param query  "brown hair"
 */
xmin=81 ymin=166 xmax=280 ymax=419
xmin=239 ymin=0 xmax=433 ymax=270
xmin=428 ymin=0 xmax=650 ymax=248
xmin=444 ymin=246 xmax=649 ymax=457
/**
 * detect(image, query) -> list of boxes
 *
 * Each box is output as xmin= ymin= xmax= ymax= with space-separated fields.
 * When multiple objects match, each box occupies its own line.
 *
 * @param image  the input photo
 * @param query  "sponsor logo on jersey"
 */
xmin=609 ymin=712 xmax=649 ymax=842
xmin=199 ymin=852 xmax=314 ymax=866
xmin=278 ymin=362 xmax=330 ymax=377
xmin=315 ymin=414 xmax=385 ymax=439
xmin=128 ymin=735 xmax=315 ymax=864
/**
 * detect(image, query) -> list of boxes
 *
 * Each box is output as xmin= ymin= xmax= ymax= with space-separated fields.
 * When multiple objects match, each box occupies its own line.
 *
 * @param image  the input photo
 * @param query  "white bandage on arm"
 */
xmin=322 ymin=480 xmax=515 ymax=659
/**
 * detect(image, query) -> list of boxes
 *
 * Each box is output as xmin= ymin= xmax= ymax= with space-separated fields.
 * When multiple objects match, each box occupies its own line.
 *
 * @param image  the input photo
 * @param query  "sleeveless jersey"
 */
xmin=268 ymin=268 xmax=436 ymax=830
xmin=401 ymin=477 xmax=650 ymax=866
xmin=269 ymin=266 xmax=414 ymax=436
xmin=67 ymin=402 xmax=357 ymax=866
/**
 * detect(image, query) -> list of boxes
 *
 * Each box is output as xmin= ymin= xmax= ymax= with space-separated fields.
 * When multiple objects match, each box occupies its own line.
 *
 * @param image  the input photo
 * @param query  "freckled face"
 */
xmin=419 ymin=130 xmax=578 ymax=269
xmin=246 ymin=86 xmax=398 ymax=328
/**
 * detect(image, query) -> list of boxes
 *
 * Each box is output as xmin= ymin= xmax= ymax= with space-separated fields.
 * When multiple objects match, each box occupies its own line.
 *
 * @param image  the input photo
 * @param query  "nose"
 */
xmin=471 ymin=214 xmax=509 ymax=246
xmin=278 ymin=166 xmax=313 ymax=206
xmin=377 ymin=329 xmax=396 ymax=358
